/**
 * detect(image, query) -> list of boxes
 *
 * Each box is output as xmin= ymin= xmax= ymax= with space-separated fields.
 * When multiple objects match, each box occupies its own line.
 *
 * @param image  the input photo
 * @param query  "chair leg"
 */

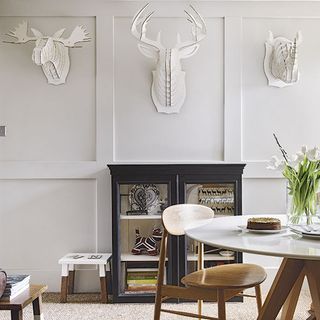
xmin=255 ymin=285 xmax=263 ymax=312
xmin=154 ymin=289 xmax=162 ymax=320
xmin=217 ymin=289 xmax=226 ymax=320
xmin=198 ymin=299 xmax=203 ymax=320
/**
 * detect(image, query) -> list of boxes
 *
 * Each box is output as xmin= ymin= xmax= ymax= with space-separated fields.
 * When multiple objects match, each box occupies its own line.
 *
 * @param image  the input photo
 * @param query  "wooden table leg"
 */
xmin=257 ymin=258 xmax=305 ymax=320
xmin=11 ymin=310 xmax=23 ymax=320
xmin=68 ymin=269 xmax=75 ymax=294
xmin=307 ymin=303 xmax=316 ymax=320
xmin=32 ymin=295 xmax=43 ymax=320
xmin=305 ymin=260 xmax=320 ymax=319
xmin=60 ymin=276 xmax=68 ymax=303
xmin=280 ymin=269 xmax=305 ymax=320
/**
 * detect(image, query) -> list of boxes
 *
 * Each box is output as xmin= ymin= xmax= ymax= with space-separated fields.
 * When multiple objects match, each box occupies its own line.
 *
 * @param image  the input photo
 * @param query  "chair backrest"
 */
xmin=162 ymin=204 xmax=214 ymax=236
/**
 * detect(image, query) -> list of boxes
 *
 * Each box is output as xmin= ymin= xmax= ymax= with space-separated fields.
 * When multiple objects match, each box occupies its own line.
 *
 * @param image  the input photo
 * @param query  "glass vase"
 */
xmin=286 ymin=188 xmax=319 ymax=226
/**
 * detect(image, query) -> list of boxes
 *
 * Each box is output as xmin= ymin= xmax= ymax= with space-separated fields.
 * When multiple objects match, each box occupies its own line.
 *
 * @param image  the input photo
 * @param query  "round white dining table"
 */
xmin=185 ymin=215 xmax=320 ymax=320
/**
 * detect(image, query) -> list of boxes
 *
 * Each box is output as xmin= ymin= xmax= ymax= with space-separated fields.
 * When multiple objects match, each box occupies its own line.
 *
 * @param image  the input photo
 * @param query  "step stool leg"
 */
xmin=60 ymin=263 xmax=69 ymax=303
xmin=68 ymin=264 xmax=75 ymax=294
xmin=33 ymin=295 xmax=44 ymax=320
xmin=99 ymin=264 xmax=108 ymax=303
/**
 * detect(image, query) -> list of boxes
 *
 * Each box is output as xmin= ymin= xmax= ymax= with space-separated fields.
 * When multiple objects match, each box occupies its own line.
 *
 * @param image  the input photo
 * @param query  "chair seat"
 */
xmin=181 ymin=263 xmax=266 ymax=290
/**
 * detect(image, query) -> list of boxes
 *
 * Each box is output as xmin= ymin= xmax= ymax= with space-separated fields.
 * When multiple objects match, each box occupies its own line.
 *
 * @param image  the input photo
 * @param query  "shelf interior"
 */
xmin=120 ymin=214 xmax=162 ymax=220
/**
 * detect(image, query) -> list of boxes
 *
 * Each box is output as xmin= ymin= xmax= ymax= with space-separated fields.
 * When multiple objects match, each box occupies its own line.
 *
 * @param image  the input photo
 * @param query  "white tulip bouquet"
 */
xmin=268 ymin=134 xmax=320 ymax=225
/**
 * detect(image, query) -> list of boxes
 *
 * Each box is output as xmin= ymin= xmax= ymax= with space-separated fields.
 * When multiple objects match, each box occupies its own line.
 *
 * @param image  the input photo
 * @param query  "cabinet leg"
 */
xmin=68 ymin=270 xmax=75 ymax=294
xmin=32 ymin=295 xmax=44 ymax=320
xmin=60 ymin=276 xmax=68 ymax=303
xmin=100 ymin=276 xmax=108 ymax=303
xmin=11 ymin=310 xmax=23 ymax=320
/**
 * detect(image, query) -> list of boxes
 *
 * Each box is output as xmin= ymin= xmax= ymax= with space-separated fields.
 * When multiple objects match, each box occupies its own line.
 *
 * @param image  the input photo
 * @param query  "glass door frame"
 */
xmin=111 ymin=173 xmax=179 ymax=303
xmin=177 ymin=173 xmax=243 ymax=285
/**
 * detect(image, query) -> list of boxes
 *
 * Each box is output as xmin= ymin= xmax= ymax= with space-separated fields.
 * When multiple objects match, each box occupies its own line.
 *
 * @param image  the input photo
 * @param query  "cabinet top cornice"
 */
xmin=108 ymin=163 xmax=246 ymax=176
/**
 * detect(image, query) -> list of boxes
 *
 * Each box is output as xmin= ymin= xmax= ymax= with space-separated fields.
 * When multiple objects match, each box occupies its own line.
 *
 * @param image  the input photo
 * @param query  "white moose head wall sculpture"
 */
xmin=264 ymin=31 xmax=302 ymax=88
xmin=131 ymin=4 xmax=207 ymax=114
xmin=5 ymin=21 xmax=90 ymax=85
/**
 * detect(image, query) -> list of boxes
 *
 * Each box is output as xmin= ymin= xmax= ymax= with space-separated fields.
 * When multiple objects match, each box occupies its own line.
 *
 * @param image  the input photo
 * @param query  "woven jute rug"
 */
xmin=0 ymin=291 xmax=313 ymax=319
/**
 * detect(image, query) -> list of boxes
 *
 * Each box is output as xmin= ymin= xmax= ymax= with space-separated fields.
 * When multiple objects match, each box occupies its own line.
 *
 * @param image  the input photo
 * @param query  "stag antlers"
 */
xmin=131 ymin=3 xmax=207 ymax=49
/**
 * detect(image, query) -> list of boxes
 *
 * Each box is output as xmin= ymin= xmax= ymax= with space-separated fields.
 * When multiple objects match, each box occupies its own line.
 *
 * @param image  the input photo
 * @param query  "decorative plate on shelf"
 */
xmin=129 ymin=184 xmax=160 ymax=214
xmin=237 ymin=225 xmax=288 ymax=234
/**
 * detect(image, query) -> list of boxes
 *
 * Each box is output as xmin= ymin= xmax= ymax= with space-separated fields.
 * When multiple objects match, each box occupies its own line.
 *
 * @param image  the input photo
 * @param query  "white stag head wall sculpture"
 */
xmin=5 ymin=21 xmax=90 ymax=85
xmin=264 ymin=31 xmax=302 ymax=88
xmin=131 ymin=4 xmax=207 ymax=114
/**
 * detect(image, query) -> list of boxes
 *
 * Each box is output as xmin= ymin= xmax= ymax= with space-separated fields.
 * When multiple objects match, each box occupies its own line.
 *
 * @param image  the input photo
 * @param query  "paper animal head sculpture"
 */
xmin=264 ymin=31 xmax=302 ymax=88
xmin=5 ymin=21 xmax=90 ymax=85
xmin=131 ymin=4 xmax=206 ymax=114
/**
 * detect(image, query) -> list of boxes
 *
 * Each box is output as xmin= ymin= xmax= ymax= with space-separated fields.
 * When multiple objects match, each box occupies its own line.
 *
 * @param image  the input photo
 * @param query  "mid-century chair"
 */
xmin=154 ymin=204 xmax=267 ymax=320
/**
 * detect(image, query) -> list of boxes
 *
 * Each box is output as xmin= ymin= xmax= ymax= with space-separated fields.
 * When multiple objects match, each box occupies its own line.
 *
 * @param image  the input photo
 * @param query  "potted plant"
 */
xmin=268 ymin=134 xmax=320 ymax=225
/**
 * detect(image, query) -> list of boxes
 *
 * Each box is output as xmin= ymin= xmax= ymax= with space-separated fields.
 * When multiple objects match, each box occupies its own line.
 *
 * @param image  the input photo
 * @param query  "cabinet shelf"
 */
xmin=121 ymin=253 xmax=167 ymax=262
xmin=120 ymin=214 xmax=162 ymax=220
xmin=187 ymin=253 xmax=235 ymax=261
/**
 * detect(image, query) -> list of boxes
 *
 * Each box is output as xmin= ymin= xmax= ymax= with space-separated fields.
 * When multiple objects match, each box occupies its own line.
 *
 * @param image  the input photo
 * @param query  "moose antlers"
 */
xmin=131 ymin=3 xmax=207 ymax=50
xmin=59 ymin=25 xmax=91 ymax=47
xmin=5 ymin=21 xmax=37 ymax=43
xmin=5 ymin=21 xmax=91 ymax=47
xmin=4 ymin=21 xmax=91 ymax=85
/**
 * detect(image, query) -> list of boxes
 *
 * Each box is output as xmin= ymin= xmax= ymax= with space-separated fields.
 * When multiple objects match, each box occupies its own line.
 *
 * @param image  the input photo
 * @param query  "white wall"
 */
xmin=1 ymin=0 xmax=320 ymax=292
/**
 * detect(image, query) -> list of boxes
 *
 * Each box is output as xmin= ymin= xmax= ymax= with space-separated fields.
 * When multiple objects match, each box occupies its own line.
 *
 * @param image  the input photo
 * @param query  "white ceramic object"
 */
xmin=185 ymin=215 xmax=320 ymax=260
xmin=289 ymin=225 xmax=320 ymax=239
xmin=219 ymin=250 xmax=234 ymax=257
xmin=131 ymin=4 xmax=206 ymax=114
xmin=264 ymin=31 xmax=302 ymax=88
xmin=5 ymin=21 xmax=90 ymax=85
xmin=237 ymin=225 xmax=288 ymax=234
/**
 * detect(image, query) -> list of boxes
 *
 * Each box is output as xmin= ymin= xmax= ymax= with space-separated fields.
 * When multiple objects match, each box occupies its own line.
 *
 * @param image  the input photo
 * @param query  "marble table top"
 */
xmin=185 ymin=215 xmax=320 ymax=260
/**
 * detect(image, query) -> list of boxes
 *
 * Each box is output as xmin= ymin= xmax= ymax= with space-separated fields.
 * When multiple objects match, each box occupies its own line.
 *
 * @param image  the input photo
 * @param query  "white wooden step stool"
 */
xmin=58 ymin=253 xmax=112 ymax=303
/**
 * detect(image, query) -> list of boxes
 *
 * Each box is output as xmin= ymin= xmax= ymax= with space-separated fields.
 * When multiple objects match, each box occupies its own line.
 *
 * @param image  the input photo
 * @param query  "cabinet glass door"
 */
xmin=118 ymin=183 xmax=169 ymax=297
xmin=184 ymin=182 xmax=237 ymax=275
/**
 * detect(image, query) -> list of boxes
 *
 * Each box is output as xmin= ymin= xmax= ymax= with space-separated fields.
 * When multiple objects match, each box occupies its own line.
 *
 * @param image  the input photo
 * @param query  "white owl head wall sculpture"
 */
xmin=5 ymin=21 xmax=90 ymax=85
xmin=131 ymin=4 xmax=207 ymax=114
xmin=264 ymin=31 xmax=302 ymax=88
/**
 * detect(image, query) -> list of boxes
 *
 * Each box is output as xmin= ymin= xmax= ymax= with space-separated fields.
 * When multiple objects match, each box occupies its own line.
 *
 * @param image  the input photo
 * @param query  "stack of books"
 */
xmin=1 ymin=275 xmax=30 ymax=301
xmin=125 ymin=268 xmax=158 ymax=294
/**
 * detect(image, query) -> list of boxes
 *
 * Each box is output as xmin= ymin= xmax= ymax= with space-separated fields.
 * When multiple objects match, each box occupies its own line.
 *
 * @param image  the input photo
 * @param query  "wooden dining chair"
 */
xmin=154 ymin=204 xmax=267 ymax=320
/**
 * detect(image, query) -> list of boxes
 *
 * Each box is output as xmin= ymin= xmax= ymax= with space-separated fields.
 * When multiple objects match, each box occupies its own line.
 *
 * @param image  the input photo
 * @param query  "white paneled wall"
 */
xmin=1 ymin=0 xmax=320 ymax=291
xmin=0 ymin=17 xmax=96 ymax=161
xmin=114 ymin=17 xmax=224 ymax=161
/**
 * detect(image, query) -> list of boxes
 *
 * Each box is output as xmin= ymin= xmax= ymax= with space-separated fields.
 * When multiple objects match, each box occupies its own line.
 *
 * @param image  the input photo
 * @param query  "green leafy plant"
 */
xmin=268 ymin=134 xmax=320 ymax=224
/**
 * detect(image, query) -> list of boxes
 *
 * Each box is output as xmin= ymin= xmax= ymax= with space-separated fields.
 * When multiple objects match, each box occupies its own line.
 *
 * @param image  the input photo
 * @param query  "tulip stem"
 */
xmin=273 ymin=133 xmax=289 ymax=162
